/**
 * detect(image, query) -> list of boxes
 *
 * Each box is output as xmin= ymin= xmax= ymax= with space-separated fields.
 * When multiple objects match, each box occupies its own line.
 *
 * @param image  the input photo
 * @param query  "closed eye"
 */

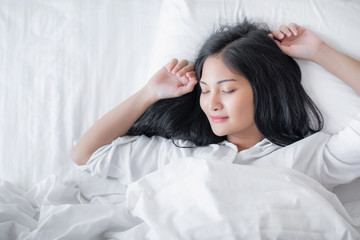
xmin=201 ymin=90 xmax=210 ymax=94
xmin=222 ymin=89 xmax=236 ymax=94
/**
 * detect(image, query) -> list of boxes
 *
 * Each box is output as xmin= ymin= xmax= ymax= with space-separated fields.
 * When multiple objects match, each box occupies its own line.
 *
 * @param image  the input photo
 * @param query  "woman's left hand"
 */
xmin=269 ymin=23 xmax=326 ymax=61
xmin=271 ymin=23 xmax=360 ymax=95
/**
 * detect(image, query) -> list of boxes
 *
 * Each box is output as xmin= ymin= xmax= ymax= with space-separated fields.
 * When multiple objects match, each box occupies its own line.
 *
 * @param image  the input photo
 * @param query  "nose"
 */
xmin=208 ymin=93 xmax=223 ymax=111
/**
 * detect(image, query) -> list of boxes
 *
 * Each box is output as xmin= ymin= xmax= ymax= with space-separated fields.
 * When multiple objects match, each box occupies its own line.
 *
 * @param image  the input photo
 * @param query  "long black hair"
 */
xmin=126 ymin=85 xmax=225 ymax=146
xmin=127 ymin=19 xmax=323 ymax=147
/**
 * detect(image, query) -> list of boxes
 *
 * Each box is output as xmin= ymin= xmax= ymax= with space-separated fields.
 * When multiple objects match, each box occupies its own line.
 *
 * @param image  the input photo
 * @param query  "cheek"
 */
xmin=199 ymin=96 xmax=206 ymax=113
xmin=231 ymin=94 xmax=254 ymax=118
xmin=242 ymin=98 xmax=255 ymax=121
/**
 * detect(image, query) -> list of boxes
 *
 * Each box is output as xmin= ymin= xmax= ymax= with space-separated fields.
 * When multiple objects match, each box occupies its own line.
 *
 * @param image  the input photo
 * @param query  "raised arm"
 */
xmin=270 ymin=23 xmax=360 ymax=94
xmin=71 ymin=59 xmax=197 ymax=165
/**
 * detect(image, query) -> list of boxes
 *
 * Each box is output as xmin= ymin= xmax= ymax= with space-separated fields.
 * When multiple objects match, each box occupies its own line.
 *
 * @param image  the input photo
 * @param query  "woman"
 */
xmin=71 ymin=21 xmax=360 ymax=190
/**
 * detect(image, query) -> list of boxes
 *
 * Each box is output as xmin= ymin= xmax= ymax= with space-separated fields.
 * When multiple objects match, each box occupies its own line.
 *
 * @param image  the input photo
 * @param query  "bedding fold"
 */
xmin=1 ymin=158 xmax=359 ymax=239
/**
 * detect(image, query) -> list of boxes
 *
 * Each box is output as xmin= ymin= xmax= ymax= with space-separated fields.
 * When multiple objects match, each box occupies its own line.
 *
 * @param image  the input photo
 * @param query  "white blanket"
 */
xmin=1 ymin=158 xmax=359 ymax=239
xmin=1 ymin=0 xmax=360 ymax=239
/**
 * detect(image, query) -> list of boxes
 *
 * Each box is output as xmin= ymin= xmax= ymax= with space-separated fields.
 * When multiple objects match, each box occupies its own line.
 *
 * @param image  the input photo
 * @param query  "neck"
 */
xmin=227 ymin=127 xmax=264 ymax=152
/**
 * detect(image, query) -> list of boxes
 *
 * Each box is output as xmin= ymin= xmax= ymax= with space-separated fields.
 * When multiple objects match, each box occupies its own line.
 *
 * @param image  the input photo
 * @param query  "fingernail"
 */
xmin=279 ymin=33 xmax=284 ymax=38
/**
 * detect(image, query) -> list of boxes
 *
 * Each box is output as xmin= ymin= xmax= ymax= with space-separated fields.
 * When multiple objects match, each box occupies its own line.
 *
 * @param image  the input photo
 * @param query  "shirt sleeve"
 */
xmin=265 ymin=112 xmax=360 ymax=190
xmin=78 ymin=135 xmax=176 ymax=185
xmin=326 ymin=112 xmax=360 ymax=163
xmin=322 ymin=112 xmax=360 ymax=186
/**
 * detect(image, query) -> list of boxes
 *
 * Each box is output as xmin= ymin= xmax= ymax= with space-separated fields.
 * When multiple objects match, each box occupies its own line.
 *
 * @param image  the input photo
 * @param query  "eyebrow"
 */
xmin=200 ymin=79 xmax=237 ymax=85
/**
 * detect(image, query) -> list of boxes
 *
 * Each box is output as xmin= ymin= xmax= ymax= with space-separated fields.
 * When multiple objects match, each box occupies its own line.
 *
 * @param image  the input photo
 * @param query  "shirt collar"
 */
xmin=220 ymin=138 xmax=281 ymax=161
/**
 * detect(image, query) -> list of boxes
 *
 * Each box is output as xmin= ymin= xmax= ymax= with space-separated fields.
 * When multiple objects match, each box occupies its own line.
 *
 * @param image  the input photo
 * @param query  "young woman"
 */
xmin=71 ymin=21 xmax=360 ymax=190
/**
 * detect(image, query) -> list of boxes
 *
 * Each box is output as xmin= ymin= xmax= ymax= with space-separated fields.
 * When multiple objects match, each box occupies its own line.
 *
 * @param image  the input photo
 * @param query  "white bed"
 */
xmin=1 ymin=0 xmax=360 ymax=239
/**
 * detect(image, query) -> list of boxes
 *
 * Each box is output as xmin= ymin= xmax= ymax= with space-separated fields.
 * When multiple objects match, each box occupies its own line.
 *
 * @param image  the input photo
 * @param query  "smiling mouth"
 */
xmin=211 ymin=116 xmax=228 ymax=123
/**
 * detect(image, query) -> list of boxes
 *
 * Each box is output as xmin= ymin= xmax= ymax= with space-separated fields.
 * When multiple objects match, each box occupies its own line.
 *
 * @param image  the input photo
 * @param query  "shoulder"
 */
xmin=280 ymin=131 xmax=330 ymax=153
xmin=116 ymin=135 xmax=237 ymax=163
xmin=113 ymin=134 xmax=171 ymax=146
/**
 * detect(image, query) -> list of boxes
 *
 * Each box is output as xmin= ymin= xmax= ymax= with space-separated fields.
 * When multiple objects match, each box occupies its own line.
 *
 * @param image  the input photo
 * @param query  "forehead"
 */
xmin=201 ymin=55 xmax=246 ymax=84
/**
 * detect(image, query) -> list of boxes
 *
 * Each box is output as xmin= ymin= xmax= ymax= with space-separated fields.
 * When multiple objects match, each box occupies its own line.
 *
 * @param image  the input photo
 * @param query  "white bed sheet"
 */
xmin=1 ymin=158 xmax=359 ymax=239
xmin=0 ymin=0 xmax=360 ymax=238
xmin=0 ymin=0 xmax=162 ymax=190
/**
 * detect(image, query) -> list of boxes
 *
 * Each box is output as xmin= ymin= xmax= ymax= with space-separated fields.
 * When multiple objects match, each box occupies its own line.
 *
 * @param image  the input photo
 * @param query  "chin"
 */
xmin=211 ymin=128 xmax=227 ymax=137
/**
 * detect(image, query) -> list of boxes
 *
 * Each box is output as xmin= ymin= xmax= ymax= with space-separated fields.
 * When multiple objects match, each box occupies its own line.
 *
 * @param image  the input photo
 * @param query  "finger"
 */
xmin=186 ymin=73 xmax=198 ymax=84
xmin=272 ymin=30 xmax=285 ymax=40
xmin=279 ymin=24 xmax=292 ymax=37
xmin=288 ymin=23 xmax=298 ymax=36
xmin=188 ymin=76 xmax=198 ymax=85
xmin=185 ymin=71 xmax=197 ymax=79
xmin=274 ymin=40 xmax=291 ymax=55
xmin=165 ymin=58 xmax=178 ymax=72
xmin=172 ymin=59 xmax=189 ymax=74
xmin=176 ymin=78 xmax=197 ymax=96
xmin=176 ymin=63 xmax=195 ymax=77
xmin=268 ymin=33 xmax=274 ymax=39
xmin=186 ymin=71 xmax=198 ymax=82
xmin=178 ymin=75 xmax=189 ymax=85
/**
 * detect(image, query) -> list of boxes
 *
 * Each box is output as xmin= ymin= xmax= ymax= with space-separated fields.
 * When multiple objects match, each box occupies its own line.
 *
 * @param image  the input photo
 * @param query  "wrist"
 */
xmin=140 ymin=84 xmax=160 ymax=105
xmin=312 ymin=42 xmax=331 ymax=64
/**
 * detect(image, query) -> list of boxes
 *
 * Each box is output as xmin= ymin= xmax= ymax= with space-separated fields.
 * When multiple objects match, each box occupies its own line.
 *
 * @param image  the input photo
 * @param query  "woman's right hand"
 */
xmin=146 ymin=59 xmax=198 ymax=100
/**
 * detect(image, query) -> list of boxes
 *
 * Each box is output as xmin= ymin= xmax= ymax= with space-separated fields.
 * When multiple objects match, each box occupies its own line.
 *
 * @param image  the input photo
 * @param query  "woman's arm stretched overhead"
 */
xmin=271 ymin=23 xmax=360 ymax=94
xmin=71 ymin=59 xmax=197 ymax=165
xmin=270 ymin=24 xmax=360 ymax=187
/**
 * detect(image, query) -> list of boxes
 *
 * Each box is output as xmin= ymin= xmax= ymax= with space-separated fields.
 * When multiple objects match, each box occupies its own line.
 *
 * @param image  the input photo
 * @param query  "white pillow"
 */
xmin=146 ymin=0 xmax=360 ymax=134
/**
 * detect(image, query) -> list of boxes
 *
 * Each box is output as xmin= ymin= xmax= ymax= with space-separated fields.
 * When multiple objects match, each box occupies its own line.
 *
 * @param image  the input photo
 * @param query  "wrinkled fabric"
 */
xmin=0 ymin=173 xmax=146 ymax=240
xmin=127 ymin=158 xmax=360 ymax=239
xmin=2 ymin=158 xmax=359 ymax=239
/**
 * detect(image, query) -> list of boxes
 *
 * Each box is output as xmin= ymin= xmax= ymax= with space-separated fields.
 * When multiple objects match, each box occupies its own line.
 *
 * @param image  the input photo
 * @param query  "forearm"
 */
xmin=71 ymin=59 xmax=197 ymax=166
xmin=313 ymin=44 xmax=360 ymax=95
xmin=71 ymin=86 xmax=157 ymax=165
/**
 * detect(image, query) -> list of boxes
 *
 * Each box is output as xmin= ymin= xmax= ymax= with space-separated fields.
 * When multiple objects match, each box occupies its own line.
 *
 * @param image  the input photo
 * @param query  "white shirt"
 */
xmin=82 ymin=112 xmax=360 ymax=191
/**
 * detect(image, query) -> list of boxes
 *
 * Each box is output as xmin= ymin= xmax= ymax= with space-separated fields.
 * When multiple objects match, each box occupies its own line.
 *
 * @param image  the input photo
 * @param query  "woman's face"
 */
xmin=199 ymin=55 xmax=263 ymax=144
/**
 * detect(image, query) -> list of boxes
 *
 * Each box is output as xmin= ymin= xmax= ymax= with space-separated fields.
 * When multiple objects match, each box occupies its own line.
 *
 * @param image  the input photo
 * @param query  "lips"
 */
xmin=211 ymin=116 xmax=228 ymax=123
